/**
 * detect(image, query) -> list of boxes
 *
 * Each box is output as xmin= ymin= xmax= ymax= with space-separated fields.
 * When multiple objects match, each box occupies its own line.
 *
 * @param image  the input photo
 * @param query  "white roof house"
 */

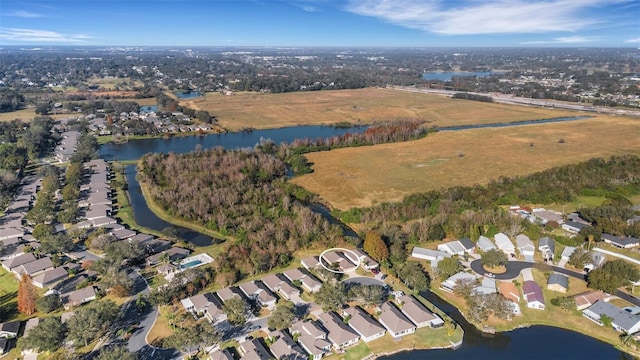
xmin=411 ymin=247 xmax=452 ymax=262
xmin=440 ymin=272 xmax=477 ymax=293
xmin=561 ymin=246 xmax=576 ymax=261
xmin=494 ymin=233 xmax=515 ymax=255
xmin=476 ymin=236 xmax=497 ymax=252
xmin=437 ymin=241 xmax=466 ymax=256
xmin=515 ymin=234 xmax=535 ymax=260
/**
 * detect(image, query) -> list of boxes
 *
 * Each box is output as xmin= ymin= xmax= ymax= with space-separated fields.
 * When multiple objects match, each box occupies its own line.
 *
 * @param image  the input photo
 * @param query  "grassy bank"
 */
xmin=292 ymin=115 xmax=640 ymax=210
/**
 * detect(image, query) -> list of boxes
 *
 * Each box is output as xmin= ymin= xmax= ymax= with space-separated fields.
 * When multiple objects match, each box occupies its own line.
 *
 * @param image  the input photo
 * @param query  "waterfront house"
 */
xmin=238 ymin=280 xmax=277 ymax=309
xmin=522 ymin=281 xmax=545 ymax=310
xmin=547 ymin=273 xmax=569 ymax=293
xmin=440 ymin=272 xmax=477 ymax=293
xmin=538 ymin=237 xmax=555 ymax=261
xmin=494 ymin=233 xmax=515 ymax=256
xmin=498 ymin=281 xmax=521 ymax=315
xmin=146 ymin=246 xmax=191 ymax=266
xmin=317 ymin=312 xmax=360 ymax=350
xmin=583 ymin=301 xmax=640 ymax=334
xmin=475 ymin=277 xmax=497 ymax=295
xmin=378 ymin=302 xmax=416 ymax=338
xmin=111 ymin=228 xmax=136 ymax=240
xmin=342 ymin=306 xmax=386 ymax=342
xmin=516 ymin=234 xmax=535 ymax=260
xmin=476 ymin=236 xmax=497 ymax=253
xmin=602 ymin=234 xmax=640 ymax=249
xmin=397 ymin=295 xmax=444 ymax=328
xmin=573 ymin=290 xmax=611 ymax=311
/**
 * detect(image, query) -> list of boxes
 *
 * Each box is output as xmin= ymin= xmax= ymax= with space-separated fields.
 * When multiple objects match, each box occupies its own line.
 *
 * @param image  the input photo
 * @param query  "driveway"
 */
xmin=521 ymin=268 xmax=533 ymax=282
xmin=342 ymin=276 xmax=386 ymax=287
xmin=469 ymin=259 xmax=585 ymax=281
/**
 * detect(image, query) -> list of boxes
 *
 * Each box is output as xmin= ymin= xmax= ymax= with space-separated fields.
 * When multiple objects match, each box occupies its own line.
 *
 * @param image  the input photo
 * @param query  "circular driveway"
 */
xmin=342 ymin=276 xmax=386 ymax=287
xmin=469 ymin=259 xmax=584 ymax=280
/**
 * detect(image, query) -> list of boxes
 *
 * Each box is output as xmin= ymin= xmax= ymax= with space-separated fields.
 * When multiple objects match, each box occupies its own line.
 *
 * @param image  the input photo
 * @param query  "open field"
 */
xmin=291 ymin=115 xmax=640 ymax=210
xmin=0 ymin=108 xmax=76 ymax=122
xmin=183 ymin=88 xmax=579 ymax=131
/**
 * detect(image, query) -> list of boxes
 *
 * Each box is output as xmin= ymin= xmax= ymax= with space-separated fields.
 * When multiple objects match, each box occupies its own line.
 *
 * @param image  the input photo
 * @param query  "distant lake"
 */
xmin=174 ymin=91 xmax=202 ymax=99
xmin=423 ymin=71 xmax=503 ymax=82
xmin=139 ymin=105 xmax=158 ymax=113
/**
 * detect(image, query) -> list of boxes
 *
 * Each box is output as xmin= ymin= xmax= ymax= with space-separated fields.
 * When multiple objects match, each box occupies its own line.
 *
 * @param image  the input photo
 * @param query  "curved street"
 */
xmin=469 ymin=259 xmax=640 ymax=307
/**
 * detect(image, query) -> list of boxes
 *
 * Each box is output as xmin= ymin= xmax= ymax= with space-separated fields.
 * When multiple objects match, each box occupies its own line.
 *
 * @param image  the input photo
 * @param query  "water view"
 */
xmin=174 ymin=91 xmax=202 ymax=99
xmin=423 ymin=71 xmax=503 ymax=82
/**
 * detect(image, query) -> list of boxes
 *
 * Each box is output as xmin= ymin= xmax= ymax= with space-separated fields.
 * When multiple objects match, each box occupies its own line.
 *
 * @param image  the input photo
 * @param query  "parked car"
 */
xmin=247 ymin=325 xmax=260 ymax=332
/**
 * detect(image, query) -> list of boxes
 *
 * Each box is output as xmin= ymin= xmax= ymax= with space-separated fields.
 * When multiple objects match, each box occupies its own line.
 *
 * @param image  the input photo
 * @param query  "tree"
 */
xmin=66 ymin=300 xmax=119 ymax=346
xmin=348 ymin=284 xmax=387 ymax=306
xmin=222 ymin=297 xmax=250 ymax=326
xmin=551 ymin=296 xmax=576 ymax=311
xmin=18 ymin=316 xmax=66 ymax=353
xmin=96 ymin=345 xmax=137 ymax=360
xmin=18 ymin=274 xmax=37 ymax=315
xmin=268 ymin=300 xmax=297 ymax=330
xmin=481 ymin=249 xmax=508 ymax=268
xmin=40 ymin=233 xmax=74 ymax=254
xmin=587 ymin=260 xmax=640 ymax=294
xmin=568 ymin=247 xmax=592 ymax=269
xmin=600 ymin=314 xmax=613 ymax=328
xmin=427 ymin=224 xmax=446 ymax=241
xmin=164 ymin=321 xmax=219 ymax=357
xmin=396 ymin=261 xmax=430 ymax=292
xmin=36 ymin=294 xmax=62 ymax=313
xmin=363 ymin=231 xmax=389 ymax=263
xmin=32 ymin=223 xmax=54 ymax=241
xmin=436 ymin=257 xmax=464 ymax=279
xmin=315 ymin=281 xmax=347 ymax=313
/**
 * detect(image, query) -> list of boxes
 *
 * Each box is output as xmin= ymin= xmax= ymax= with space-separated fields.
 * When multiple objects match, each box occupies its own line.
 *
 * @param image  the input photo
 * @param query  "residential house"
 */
xmin=321 ymin=251 xmax=357 ymax=272
xmin=585 ymin=252 xmax=606 ymax=271
xmin=498 ymin=281 xmax=521 ymax=315
xmin=411 ymin=247 xmax=452 ymax=262
xmin=602 ymin=234 xmax=640 ymax=249
xmin=475 ymin=277 xmax=497 ymax=295
xmin=476 ymin=236 xmax=497 ymax=253
xmin=128 ymin=233 xmax=154 ymax=245
xmin=209 ymin=348 xmax=234 ymax=360
xmin=0 ymin=321 xmax=20 ymax=338
xmin=397 ymin=295 xmax=444 ymax=328
xmin=146 ymin=246 xmax=191 ymax=266
xmin=145 ymin=238 xmax=172 ymax=254
xmin=343 ymin=248 xmax=379 ymax=271
xmin=32 ymin=267 xmax=68 ymax=288
xmin=494 ymin=233 xmax=515 ymax=256
xmin=573 ymin=290 xmax=611 ymax=311
xmin=238 ymin=338 xmax=272 ymax=360
xmin=268 ymin=330 xmax=307 ymax=360
xmin=317 ymin=312 xmax=360 ymax=350
xmin=216 ymin=287 xmax=243 ymax=303
xmin=458 ymin=238 xmax=476 ymax=254
xmin=62 ymin=286 xmax=97 ymax=309
xmin=0 ymin=227 xmax=24 ymax=242
xmin=283 ymin=268 xmax=322 ymax=293
xmin=547 ymin=273 xmax=569 ymax=293
xmin=562 ymin=221 xmax=590 ymax=234
xmin=14 ymin=256 xmax=53 ymax=277
xmin=180 ymin=292 xmax=226 ymax=323
xmin=111 ymin=228 xmax=136 ymax=240
xmin=262 ymin=274 xmax=300 ymax=301
xmin=538 ymin=237 xmax=555 ymax=261
xmin=301 ymin=256 xmax=321 ymax=271
xmin=437 ymin=240 xmax=466 ymax=256
xmin=290 ymin=320 xmax=331 ymax=360
xmin=342 ymin=306 xmax=386 ymax=342
xmin=1 ymin=253 xmax=37 ymax=273
xmin=561 ymin=246 xmax=576 ymax=261
xmin=515 ymin=234 xmax=535 ymax=261
xmin=583 ymin=301 xmax=640 ymax=334
xmin=377 ymin=302 xmax=416 ymax=338
xmin=522 ymin=281 xmax=545 ymax=310
xmin=532 ymin=209 xmax=563 ymax=225
xmin=238 ymin=280 xmax=277 ymax=309
xmin=440 ymin=272 xmax=477 ymax=293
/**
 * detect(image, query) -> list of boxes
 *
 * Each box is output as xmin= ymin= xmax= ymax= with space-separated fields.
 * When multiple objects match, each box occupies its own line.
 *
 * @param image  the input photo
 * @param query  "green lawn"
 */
xmin=0 ymin=268 xmax=18 ymax=320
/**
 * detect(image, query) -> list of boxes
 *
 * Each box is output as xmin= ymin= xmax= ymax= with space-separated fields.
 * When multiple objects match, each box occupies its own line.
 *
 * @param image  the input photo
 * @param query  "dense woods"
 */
xmin=138 ymin=148 xmax=344 ymax=278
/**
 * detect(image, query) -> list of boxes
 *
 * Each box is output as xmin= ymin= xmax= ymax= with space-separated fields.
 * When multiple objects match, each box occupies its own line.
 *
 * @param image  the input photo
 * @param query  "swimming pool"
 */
xmin=180 ymin=260 xmax=203 ymax=269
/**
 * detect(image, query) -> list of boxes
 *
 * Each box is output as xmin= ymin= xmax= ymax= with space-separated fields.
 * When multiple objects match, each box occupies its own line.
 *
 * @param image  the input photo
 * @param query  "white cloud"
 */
xmin=346 ymin=0 xmax=614 ymax=35
xmin=289 ymin=1 xmax=320 ymax=12
xmin=7 ymin=10 xmax=43 ymax=18
xmin=625 ymin=37 xmax=640 ymax=43
xmin=520 ymin=35 xmax=600 ymax=44
xmin=0 ymin=28 xmax=92 ymax=43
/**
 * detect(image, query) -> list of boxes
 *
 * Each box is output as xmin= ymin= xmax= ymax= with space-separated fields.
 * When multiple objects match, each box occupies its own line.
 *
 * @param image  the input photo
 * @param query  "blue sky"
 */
xmin=0 ymin=0 xmax=638 ymax=47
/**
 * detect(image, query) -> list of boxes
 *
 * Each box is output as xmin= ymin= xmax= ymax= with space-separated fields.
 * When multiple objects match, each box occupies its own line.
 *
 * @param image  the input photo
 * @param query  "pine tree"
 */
xmin=18 ymin=274 xmax=37 ymax=315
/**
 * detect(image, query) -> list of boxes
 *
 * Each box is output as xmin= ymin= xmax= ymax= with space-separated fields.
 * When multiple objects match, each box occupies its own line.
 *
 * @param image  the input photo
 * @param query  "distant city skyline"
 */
xmin=1 ymin=0 xmax=638 ymax=47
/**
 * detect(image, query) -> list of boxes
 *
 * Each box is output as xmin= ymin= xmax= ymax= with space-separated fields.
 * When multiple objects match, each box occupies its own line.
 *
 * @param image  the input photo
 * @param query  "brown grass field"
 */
xmin=291 ymin=115 xmax=640 ymax=210
xmin=183 ymin=88 xmax=579 ymax=130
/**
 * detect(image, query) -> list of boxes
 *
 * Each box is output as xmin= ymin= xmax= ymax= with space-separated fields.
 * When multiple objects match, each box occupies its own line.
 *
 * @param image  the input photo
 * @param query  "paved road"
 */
xmin=469 ymin=259 xmax=640 ymax=307
xmin=342 ymin=276 xmax=386 ymax=287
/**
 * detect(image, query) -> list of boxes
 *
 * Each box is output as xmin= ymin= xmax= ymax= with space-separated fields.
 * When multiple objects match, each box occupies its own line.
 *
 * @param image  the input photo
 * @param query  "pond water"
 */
xmin=380 ymin=290 xmax=626 ymax=360
xmin=139 ymin=105 xmax=158 ymax=113
xmin=99 ymin=125 xmax=366 ymax=161
xmin=174 ymin=91 xmax=202 ymax=99
xmin=423 ymin=71 xmax=504 ymax=82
